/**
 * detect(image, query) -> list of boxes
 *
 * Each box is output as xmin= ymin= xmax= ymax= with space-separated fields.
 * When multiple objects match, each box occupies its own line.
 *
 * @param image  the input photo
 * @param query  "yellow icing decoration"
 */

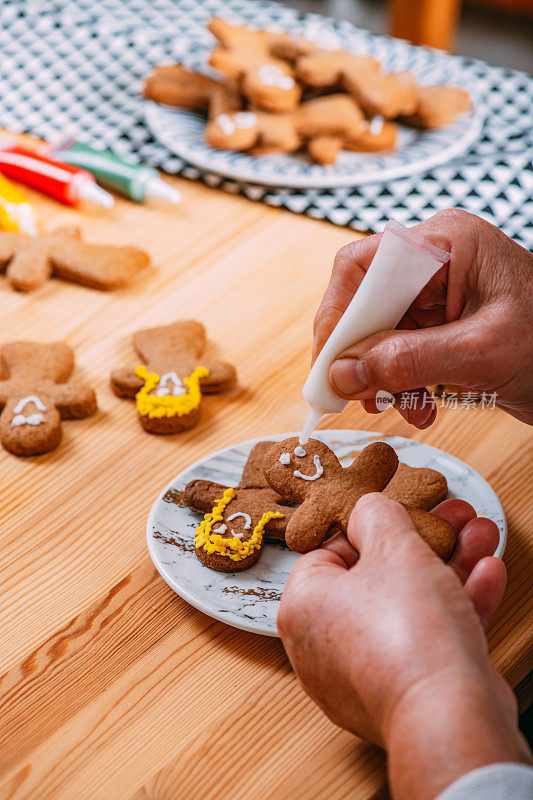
xmin=134 ymin=365 xmax=209 ymax=418
xmin=194 ymin=488 xmax=284 ymax=561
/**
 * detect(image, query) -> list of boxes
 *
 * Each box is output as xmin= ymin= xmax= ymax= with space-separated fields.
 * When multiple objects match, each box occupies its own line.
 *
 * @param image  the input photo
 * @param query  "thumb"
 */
xmin=347 ymin=493 xmax=429 ymax=564
xmin=330 ymin=317 xmax=484 ymax=399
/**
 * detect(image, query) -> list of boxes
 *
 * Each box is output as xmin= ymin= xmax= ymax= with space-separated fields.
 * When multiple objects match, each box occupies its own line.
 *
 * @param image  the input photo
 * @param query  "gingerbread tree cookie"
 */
xmin=185 ymin=442 xmax=294 ymax=572
xmin=0 ymin=341 xmax=97 ymax=456
xmin=208 ymin=17 xmax=301 ymax=112
xmin=0 ymin=227 xmax=149 ymax=292
xmin=263 ymin=438 xmax=456 ymax=560
xmin=111 ymin=320 xmax=237 ymax=435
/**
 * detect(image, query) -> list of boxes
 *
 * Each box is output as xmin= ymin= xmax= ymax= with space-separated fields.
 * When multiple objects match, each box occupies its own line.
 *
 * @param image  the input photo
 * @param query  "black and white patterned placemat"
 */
xmin=1 ymin=0 xmax=531 ymax=248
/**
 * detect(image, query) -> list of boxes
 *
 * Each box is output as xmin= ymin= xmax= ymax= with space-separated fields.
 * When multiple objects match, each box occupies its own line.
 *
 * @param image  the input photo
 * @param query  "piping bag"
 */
xmin=300 ymin=220 xmax=451 ymax=443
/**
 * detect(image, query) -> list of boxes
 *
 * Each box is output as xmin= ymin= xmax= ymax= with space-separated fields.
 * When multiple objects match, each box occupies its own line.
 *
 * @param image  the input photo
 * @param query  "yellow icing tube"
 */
xmin=0 ymin=173 xmax=39 ymax=235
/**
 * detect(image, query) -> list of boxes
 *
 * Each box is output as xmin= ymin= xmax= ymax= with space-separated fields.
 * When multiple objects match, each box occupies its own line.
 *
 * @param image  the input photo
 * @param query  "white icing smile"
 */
xmin=154 ymin=372 xmax=186 ymax=397
xmin=293 ymin=454 xmax=324 ymax=481
xmin=257 ymin=64 xmax=295 ymax=90
xmin=213 ymin=511 xmax=252 ymax=539
xmin=11 ymin=396 xmax=46 ymax=427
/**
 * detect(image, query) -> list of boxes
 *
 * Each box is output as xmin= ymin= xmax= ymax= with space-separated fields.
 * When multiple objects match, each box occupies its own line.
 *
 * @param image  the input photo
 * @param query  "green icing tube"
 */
xmin=53 ymin=142 xmax=181 ymax=203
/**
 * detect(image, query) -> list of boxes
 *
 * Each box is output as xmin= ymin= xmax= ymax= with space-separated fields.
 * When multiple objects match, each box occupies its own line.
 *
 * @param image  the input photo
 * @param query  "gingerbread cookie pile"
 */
xmin=144 ymin=17 xmax=472 ymax=165
xmin=184 ymin=437 xmax=456 ymax=573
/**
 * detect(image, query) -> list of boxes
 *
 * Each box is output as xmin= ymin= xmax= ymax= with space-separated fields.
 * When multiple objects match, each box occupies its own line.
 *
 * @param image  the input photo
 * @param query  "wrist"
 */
xmin=384 ymin=666 xmax=531 ymax=800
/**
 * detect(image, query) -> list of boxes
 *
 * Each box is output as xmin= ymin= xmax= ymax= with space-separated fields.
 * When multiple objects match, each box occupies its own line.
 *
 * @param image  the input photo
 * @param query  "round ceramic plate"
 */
xmin=145 ymin=101 xmax=484 ymax=189
xmin=147 ymin=430 xmax=506 ymax=637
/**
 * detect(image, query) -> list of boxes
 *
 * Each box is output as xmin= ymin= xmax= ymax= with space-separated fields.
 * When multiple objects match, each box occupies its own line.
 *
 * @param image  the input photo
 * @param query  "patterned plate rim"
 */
xmin=146 ymin=430 xmax=507 ymax=636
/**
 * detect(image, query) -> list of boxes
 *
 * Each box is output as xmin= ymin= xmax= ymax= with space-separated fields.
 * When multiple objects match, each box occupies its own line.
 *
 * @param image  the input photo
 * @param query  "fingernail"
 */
xmin=331 ymin=358 xmax=368 ymax=396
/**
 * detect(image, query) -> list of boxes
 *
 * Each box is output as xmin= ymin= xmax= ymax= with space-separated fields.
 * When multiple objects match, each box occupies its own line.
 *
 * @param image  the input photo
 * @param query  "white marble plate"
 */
xmin=145 ymin=100 xmax=484 ymax=190
xmin=147 ymin=430 xmax=506 ymax=637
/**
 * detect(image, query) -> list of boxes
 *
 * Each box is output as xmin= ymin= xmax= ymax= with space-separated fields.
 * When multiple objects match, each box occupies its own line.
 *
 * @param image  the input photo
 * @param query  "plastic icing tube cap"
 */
xmin=302 ymin=219 xmax=451 ymax=423
xmin=75 ymin=178 xmax=115 ymax=208
xmin=145 ymin=177 xmax=181 ymax=204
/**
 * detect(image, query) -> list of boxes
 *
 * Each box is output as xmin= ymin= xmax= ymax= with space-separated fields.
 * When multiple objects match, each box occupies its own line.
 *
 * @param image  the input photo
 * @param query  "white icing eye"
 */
xmin=216 ymin=114 xmax=236 ymax=136
xmin=213 ymin=524 xmax=228 ymax=534
xmin=369 ymin=115 xmax=384 ymax=135
xmin=11 ymin=414 xmax=26 ymax=427
xmin=25 ymin=413 xmax=46 ymax=426
xmin=257 ymin=64 xmax=295 ymax=90
xmin=233 ymin=112 xmax=257 ymax=129
xmin=279 ymin=452 xmax=291 ymax=465
xmin=294 ymin=445 xmax=306 ymax=457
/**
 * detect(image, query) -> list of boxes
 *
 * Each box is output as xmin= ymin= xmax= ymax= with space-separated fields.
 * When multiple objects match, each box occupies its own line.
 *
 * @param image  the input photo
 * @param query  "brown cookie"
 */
xmin=263 ymin=438 xmax=456 ymax=560
xmin=0 ymin=341 xmax=97 ymax=456
xmin=306 ymin=118 xmax=397 ymax=164
xmin=404 ymin=85 xmax=472 ymax=129
xmin=111 ymin=320 xmax=236 ymax=435
xmin=384 ymin=462 xmax=448 ymax=510
xmin=208 ymin=17 xmax=301 ymax=112
xmin=0 ymin=227 xmax=149 ymax=292
xmin=205 ymin=93 xmax=364 ymax=158
xmin=144 ymin=63 xmax=243 ymax=119
xmin=185 ymin=442 xmax=294 ymax=572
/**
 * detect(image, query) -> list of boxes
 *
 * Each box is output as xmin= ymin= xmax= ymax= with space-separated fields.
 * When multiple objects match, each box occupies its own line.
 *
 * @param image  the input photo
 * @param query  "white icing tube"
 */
xmin=302 ymin=220 xmax=450 ymax=423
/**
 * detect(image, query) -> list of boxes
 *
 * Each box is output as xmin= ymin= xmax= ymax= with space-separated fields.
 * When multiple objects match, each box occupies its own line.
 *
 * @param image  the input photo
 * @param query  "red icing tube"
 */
xmin=0 ymin=144 xmax=114 ymax=208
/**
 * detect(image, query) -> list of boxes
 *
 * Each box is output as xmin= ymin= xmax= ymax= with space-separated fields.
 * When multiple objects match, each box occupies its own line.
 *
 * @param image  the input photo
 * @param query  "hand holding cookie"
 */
xmin=277 ymin=492 xmax=527 ymax=796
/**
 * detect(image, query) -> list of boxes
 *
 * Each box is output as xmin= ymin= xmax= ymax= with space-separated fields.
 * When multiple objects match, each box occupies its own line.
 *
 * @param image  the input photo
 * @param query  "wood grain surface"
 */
xmin=0 ymin=169 xmax=531 ymax=800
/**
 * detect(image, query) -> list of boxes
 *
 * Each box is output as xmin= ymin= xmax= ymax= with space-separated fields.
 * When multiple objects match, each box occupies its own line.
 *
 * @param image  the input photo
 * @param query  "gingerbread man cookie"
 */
xmin=208 ymin=17 xmax=301 ymax=113
xmin=0 ymin=341 xmax=97 ymax=456
xmin=144 ymin=63 xmax=243 ymax=117
xmin=111 ymin=320 xmax=236 ymax=434
xmin=206 ymin=93 xmax=364 ymax=156
xmin=404 ymin=85 xmax=472 ymax=129
xmin=0 ymin=227 xmax=149 ymax=292
xmin=384 ymin=462 xmax=448 ymax=510
xmin=185 ymin=442 xmax=293 ymax=572
xmin=263 ymin=438 xmax=456 ymax=560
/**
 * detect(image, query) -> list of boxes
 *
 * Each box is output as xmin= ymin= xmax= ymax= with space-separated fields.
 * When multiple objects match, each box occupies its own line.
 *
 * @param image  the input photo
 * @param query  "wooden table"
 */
xmin=0 ymin=173 xmax=531 ymax=800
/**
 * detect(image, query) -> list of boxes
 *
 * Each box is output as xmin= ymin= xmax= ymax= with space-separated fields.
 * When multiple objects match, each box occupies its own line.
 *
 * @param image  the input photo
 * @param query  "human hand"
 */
xmin=278 ymin=493 xmax=532 ymax=800
xmin=313 ymin=210 xmax=533 ymax=428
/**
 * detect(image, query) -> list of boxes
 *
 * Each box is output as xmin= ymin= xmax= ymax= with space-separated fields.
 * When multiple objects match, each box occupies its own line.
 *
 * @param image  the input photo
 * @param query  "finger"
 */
xmin=320 ymin=530 xmax=359 ymax=568
xmin=465 ymin=556 xmax=507 ymax=629
xmin=431 ymin=498 xmax=477 ymax=532
xmin=329 ymin=316 xmax=489 ymax=400
xmin=347 ymin=492 xmax=426 ymax=564
xmin=312 ymin=234 xmax=382 ymax=362
xmin=363 ymin=388 xmax=436 ymax=429
xmin=449 ymin=517 xmax=501 ymax=584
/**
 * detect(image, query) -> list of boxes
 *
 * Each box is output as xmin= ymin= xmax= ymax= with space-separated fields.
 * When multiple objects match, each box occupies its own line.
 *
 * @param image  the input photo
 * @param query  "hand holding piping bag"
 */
xmin=304 ymin=210 xmax=533 ymax=434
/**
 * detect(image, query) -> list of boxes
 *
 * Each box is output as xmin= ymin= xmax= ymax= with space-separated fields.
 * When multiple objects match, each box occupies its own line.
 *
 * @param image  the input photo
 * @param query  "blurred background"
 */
xmin=278 ymin=0 xmax=533 ymax=70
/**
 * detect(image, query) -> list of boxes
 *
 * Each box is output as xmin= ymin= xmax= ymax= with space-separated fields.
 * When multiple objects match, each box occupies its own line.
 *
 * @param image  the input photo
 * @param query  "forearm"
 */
xmin=385 ymin=668 xmax=532 ymax=800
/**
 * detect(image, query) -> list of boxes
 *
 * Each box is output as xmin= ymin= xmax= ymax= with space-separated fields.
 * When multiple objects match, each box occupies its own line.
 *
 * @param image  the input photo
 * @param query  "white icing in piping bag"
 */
xmin=300 ymin=220 xmax=450 ymax=442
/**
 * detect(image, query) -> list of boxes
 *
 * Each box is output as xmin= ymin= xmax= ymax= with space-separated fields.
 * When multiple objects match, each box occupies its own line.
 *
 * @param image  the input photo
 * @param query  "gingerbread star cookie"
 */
xmin=111 ymin=320 xmax=236 ymax=434
xmin=0 ymin=341 xmax=97 ymax=456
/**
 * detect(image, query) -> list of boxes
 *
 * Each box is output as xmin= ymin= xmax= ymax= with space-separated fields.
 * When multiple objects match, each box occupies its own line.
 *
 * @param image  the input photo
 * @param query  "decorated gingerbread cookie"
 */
xmin=185 ymin=442 xmax=294 ymax=572
xmin=208 ymin=17 xmax=301 ymax=113
xmin=0 ymin=341 xmax=97 ymax=456
xmin=0 ymin=227 xmax=149 ymax=292
xmin=263 ymin=438 xmax=456 ymax=560
xmin=206 ymin=93 xmax=364 ymax=156
xmin=110 ymin=320 xmax=236 ymax=434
